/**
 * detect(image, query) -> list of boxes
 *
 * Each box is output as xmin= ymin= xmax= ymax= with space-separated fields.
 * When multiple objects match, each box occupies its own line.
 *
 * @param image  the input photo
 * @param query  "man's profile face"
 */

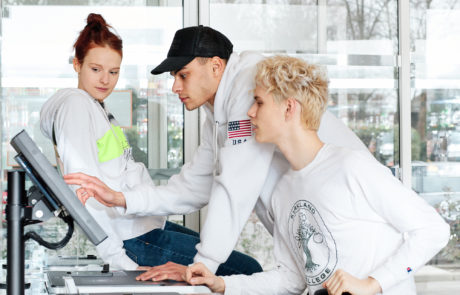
xmin=170 ymin=58 xmax=219 ymax=111
xmin=248 ymin=85 xmax=286 ymax=144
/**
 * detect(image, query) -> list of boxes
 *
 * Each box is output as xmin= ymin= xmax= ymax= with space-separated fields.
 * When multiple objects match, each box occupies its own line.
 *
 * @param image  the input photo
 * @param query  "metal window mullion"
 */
xmin=199 ymin=0 xmax=210 ymax=26
xmin=183 ymin=0 xmax=202 ymax=232
xmin=183 ymin=0 xmax=198 ymax=27
xmin=147 ymin=99 xmax=167 ymax=170
xmin=317 ymin=0 xmax=327 ymax=54
xmin=194 ymin=0 xmax=211 ymax=232
xmin=398 ymin=0 xmax=412 ymax=188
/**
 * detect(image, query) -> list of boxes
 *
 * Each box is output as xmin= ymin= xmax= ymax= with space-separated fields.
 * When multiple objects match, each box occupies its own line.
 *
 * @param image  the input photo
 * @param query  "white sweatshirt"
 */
xmin=40 ymin=88 xmax=165 ymax=270
xmin=121 ymin=51 xmax=368 ymax=273
xmin=223 ymin=144 xmax=450 ymax=295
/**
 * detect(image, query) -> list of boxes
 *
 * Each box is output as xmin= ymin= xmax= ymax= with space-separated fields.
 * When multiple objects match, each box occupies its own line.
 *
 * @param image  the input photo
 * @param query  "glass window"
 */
xmin=410 ymin=0 xmax=460 ymax=291
xmin=1 ymin=1 xmax=459 ymax=294
xmin=326 ymin=0 xmax=399 ymax=168
xmin=0 ymin=1 xmax=184 ymax=283
xmin=210 ymin=0 xmax=399 ymax=271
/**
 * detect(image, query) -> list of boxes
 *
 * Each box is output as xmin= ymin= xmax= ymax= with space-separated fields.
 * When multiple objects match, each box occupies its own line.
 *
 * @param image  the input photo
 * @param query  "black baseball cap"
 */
xmin=151 ymin=25 xmax=233 ymax=75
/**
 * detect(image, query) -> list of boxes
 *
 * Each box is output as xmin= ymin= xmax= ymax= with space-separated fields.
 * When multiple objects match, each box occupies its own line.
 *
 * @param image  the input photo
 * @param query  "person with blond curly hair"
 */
xmin=184 ymin=56 xmax=450 ymax=295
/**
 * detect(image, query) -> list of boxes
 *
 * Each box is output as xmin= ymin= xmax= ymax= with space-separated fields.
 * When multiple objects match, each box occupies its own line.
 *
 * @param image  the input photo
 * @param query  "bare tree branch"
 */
xmin=345 ymin=0 xmax=357 ymax=38
xmin=367 ymin=0 xmax=392 ymax=39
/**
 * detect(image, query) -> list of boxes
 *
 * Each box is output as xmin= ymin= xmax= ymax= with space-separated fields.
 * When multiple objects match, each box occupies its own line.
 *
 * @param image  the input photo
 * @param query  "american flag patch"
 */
xmin=228 ymin=119 xmax=253 ymax=139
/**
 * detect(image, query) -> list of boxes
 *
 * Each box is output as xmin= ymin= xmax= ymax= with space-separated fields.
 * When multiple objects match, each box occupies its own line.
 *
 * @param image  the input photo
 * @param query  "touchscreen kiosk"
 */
xmin=10 ymin=129 xmax=107 ymax=245
xmin=8 ymin=130 xmax=211 ymax=294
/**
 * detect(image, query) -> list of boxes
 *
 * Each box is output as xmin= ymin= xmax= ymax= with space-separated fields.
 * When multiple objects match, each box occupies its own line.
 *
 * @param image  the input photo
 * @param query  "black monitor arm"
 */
xmin=23 ymin=185 xmax=74 ymax=250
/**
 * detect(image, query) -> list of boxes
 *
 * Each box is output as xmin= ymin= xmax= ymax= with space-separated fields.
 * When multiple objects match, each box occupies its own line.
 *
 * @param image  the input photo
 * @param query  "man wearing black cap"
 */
xmin=65 ymin=25 xmax=367 ymax=282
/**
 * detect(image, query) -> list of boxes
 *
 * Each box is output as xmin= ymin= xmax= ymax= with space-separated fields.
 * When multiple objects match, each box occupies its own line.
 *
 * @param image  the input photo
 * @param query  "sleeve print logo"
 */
xmin=407 ymin=267 xmax=412 ymax=273
xmin=228 ymin=120 xmax=252 ymax=139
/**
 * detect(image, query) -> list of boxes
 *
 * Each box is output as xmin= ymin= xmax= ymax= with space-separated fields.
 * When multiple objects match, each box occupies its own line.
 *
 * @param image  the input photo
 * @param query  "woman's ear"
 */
xmin=73 ymin=58 xmax=81 ymax=73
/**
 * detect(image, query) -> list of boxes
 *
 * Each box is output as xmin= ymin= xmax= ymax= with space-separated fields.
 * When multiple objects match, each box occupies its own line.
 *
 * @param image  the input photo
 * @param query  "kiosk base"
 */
xmin=45 ymin=270 xmax=211 ymax=294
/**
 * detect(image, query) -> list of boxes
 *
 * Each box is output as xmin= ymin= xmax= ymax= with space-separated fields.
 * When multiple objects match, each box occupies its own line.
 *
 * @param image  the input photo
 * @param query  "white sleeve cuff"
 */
xmin=114 ymin=204 xmax=128 ymax=216
xmin=122 ymin=189 xmax=142 ymax=215
xmin=369 ymin=265 xmax=398 ymax=293
xmin=222 ymin=276 xmax=243 ymax=295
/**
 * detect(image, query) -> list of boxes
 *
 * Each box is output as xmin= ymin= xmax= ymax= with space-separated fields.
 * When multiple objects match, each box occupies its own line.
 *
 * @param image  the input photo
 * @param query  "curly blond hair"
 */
xmin=255 ymin=56 xmax=328 ymax=130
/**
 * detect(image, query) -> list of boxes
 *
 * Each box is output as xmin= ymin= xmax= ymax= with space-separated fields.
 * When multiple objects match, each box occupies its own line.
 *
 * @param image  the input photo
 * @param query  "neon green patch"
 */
xmin=97 ymin=125 xmax=130 ymax=163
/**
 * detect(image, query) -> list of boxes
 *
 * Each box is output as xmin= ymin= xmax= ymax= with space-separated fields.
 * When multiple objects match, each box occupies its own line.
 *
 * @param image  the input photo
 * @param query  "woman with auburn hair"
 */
xmin=41 ymin=13 xmax=246 ymax=272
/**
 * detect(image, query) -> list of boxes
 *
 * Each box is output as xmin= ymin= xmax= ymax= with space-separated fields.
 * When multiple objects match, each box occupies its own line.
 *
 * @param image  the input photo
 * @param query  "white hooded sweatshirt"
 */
xmin=120 ymin=51 xmax=368 ymax=275
xmin=40 ymin=88 xmax=165 ymax=270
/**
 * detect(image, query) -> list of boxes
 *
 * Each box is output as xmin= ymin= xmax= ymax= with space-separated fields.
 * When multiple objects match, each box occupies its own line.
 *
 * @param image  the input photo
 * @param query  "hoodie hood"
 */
xmin=212 ymin=51 xmax=264 ymax=124
xmin=40 ymin=88 xmax=92 ymax=140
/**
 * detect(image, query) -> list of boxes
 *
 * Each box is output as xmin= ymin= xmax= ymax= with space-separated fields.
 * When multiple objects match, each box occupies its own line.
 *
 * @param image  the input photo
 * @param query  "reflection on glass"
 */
xmin=410 ymin=0 xmax=460 ymax=277
xmin=326 ymin=0 xmax=398 ymax=168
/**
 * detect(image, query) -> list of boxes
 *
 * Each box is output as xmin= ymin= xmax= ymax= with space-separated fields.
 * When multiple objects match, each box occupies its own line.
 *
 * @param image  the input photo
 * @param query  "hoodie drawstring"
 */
xmin=213 ymin=121 xmax=220 ymax=176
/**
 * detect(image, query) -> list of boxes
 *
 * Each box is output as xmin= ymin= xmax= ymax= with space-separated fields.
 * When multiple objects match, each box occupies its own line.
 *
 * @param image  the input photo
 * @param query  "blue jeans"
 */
xmin=123 ymin=221 xmax=262 ymax=276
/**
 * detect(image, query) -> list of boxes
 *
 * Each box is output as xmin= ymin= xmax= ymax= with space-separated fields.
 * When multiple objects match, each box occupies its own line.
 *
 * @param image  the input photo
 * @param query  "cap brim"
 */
xmin=151 ymin=56 xmax=195 ymax=75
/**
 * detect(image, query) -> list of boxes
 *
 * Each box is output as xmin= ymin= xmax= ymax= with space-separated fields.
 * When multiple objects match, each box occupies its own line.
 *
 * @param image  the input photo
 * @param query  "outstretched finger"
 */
xmin=136 ymin=269 xmax=158 ymax=281
xmin=64 ymin=172 xmax=92 ymax=184
xmin=65 ymin=173 xmax=104 ymax=188
xmin=153 ymin=269 xmax=185 ymax=282
xmin=76 ymin=188 xmax=90 ymax=204
xmin=80 ymin=182 xmax=99 ymax=193
xmin=151 ymin=273 xmax=170 ymax=282
xmin=76 ymin=186 xmax=96 ymax=196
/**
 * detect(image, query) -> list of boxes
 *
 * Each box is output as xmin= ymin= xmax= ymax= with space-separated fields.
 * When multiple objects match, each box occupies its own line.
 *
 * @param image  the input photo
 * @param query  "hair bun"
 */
xmin=86 ymin=13 xmax=107 ymax=29
xmin=73 ymin=13 xmax=122 ymax=63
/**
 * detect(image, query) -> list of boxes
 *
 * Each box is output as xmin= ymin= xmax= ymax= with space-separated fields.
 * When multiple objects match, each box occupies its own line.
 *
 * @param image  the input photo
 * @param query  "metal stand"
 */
xmin=5 ymin=169 xmax=72 ymax=295
xmin=6 ymin=170 xmax=26 ymax=295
